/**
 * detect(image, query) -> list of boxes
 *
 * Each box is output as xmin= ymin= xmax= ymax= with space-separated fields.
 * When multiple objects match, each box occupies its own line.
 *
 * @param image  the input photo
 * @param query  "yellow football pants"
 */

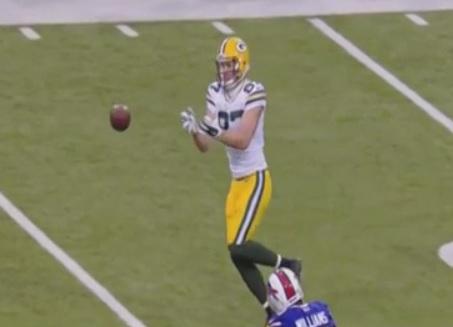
xmin=225 ymin=169 xmax=272 ymax=245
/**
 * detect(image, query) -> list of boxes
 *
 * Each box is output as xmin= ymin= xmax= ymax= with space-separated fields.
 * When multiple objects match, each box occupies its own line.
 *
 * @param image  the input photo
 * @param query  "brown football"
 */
xmin=110 ymin=104 xmax=131 ymax=132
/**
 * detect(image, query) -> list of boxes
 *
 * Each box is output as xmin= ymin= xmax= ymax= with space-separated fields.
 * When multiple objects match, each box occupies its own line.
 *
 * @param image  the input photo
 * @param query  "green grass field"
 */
xmin=1 ymin=11 xmax=453 ymax=327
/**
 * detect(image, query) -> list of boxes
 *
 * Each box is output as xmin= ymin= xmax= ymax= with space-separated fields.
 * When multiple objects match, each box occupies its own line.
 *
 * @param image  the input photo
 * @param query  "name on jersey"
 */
xmin=295 ymin=312 xmax=329 ymax=327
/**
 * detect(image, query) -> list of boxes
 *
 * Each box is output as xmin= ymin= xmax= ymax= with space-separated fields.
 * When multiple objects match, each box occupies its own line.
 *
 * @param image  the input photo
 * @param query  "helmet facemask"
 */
xmin=216 ymin=55 xmax=244 ymax=91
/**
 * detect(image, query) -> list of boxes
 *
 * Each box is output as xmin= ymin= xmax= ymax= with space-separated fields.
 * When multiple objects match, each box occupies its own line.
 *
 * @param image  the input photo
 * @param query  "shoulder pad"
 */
xmin=243 ymin=80 xmax=265 ymax=94
xmin=244 ymin=81 xmax=266 ymax=110
xmin=309 ymin=300 xmax=330 ymax=311
xmin=207 ymin=81 xmax=222 ymax=95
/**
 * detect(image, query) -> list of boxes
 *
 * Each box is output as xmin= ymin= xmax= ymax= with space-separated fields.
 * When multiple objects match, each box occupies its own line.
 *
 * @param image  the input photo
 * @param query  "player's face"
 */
xmin=217 ymin=59 xmax=236 ymax=84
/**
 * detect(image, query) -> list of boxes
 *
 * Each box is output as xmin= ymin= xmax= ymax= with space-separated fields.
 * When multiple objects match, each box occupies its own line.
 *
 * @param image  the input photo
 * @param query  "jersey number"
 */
xmin=218 ymin=110 xmax=244 ymax=130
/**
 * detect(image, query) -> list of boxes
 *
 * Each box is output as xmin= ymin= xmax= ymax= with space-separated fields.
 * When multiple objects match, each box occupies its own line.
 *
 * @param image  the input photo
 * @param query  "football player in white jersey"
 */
xmin=180 ymin=36 xmax=302 ymax=322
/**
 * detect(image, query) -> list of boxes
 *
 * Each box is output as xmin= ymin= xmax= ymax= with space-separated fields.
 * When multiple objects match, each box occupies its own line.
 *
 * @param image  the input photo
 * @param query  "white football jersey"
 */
xmin=206 ymin=79 xmax=268 ymax=179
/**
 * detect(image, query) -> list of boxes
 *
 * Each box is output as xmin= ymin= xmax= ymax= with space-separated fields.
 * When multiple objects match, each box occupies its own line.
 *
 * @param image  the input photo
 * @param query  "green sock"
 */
xmin=231 ymin=256 xmax=268 ymax=305
xmin=229 ymin=240 xmax=278 ymax=267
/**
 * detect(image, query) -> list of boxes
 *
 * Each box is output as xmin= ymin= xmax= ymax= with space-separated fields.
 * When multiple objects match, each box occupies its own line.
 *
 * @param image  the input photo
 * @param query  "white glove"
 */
xmin=197 ymin=115 xmax=223 ymax=138
xmin=180 ymin=107 xmax=199 ymax=134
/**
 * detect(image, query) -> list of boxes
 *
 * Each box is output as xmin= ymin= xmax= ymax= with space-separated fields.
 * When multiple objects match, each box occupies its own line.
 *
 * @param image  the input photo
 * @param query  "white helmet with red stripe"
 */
xmin=267 ymin=268 xmax=304 ymax=315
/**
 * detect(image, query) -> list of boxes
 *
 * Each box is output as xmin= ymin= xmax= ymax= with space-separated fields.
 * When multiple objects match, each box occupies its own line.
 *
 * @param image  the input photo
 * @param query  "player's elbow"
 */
xmin=195 ymin=141 xmax=209 ymax=153
xmin=197 ymin=144 xmax=209 ymax=153
xmin=193 ymin=134 xmax=210 ymax=153
xmin=236 ymin=143 xmax=248 ymax=150
xmin=234 ymin=129 xmax=254 ymax=150
xmin=235 ymin=137 xmax=251 ymax=150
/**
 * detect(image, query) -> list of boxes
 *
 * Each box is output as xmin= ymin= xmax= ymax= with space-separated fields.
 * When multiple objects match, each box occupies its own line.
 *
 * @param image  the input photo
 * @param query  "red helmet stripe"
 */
xmin=276 ymin=270 xmax=296 ymax=300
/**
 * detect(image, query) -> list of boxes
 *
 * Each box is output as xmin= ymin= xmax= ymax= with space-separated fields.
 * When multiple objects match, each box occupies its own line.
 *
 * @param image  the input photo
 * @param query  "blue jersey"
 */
xmin=268 ymin=301 xmax=336 ymax=327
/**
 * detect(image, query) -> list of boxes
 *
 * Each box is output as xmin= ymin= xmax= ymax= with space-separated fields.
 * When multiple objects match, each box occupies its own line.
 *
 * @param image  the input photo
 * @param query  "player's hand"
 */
xmin=197 ymin=115 xmax=223 ymax=138
xmin=180 ymin=107 xmax=199 ymax=135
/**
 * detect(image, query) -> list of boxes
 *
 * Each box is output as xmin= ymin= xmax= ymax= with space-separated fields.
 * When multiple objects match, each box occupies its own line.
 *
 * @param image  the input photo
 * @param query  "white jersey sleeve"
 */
xmin=205 ymin=81 xmax=221 ymax=114
xmin=244 ymin=81 xmax=267 ymax=111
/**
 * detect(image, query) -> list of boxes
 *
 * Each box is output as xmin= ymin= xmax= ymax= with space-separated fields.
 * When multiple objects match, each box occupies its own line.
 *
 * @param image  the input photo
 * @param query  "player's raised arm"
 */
xmin=216 ymin=105 xmax=263 ymax=150
xmin=191 ymin=84 xmax=220 ymax=152
xmin=180 ymin=84 xmax=219 ymax=153
xmin=191 ymin=109 xmax=215 ymax=153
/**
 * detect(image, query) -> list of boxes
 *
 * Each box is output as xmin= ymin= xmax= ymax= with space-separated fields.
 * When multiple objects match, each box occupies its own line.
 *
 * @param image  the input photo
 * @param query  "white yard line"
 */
xmin=211 ymin=21 xmax=234 ymax=35
xmin=116 ymin=24 xmax=139 ymax=37
xmin=405 ymin=13 xmax=429 ymax=26
xmin=310 ymin=18 xmax=453 ymax=271
xmin=308 ymin=18 xmax=453 ymax=136
xmin=0 ymin=191 xmax=148 ymax=327
xmin=19 ymin=27 xmax=40 ymax=40
xmin=439 ymin=242 xmax=453 ymax=268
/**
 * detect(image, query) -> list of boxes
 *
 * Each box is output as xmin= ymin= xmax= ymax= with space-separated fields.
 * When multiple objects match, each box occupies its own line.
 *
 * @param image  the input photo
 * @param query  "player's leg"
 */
xmin=225 ymin=170 xmax=301 ymax=313
xmin=227 ymin=170 xmax=301 ymax=272
xmin=225 ymin=171 xmax=269 ymax=307
xmin=227 ymin=170 xmax=277 ymax=266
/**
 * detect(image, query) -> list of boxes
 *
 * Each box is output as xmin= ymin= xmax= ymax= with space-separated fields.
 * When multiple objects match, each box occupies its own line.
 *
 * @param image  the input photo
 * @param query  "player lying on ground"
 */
xmin=267 ymin=268 xmax=337 ymax=327
xmin=180 ymin=36 xmax=301 ymax=323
